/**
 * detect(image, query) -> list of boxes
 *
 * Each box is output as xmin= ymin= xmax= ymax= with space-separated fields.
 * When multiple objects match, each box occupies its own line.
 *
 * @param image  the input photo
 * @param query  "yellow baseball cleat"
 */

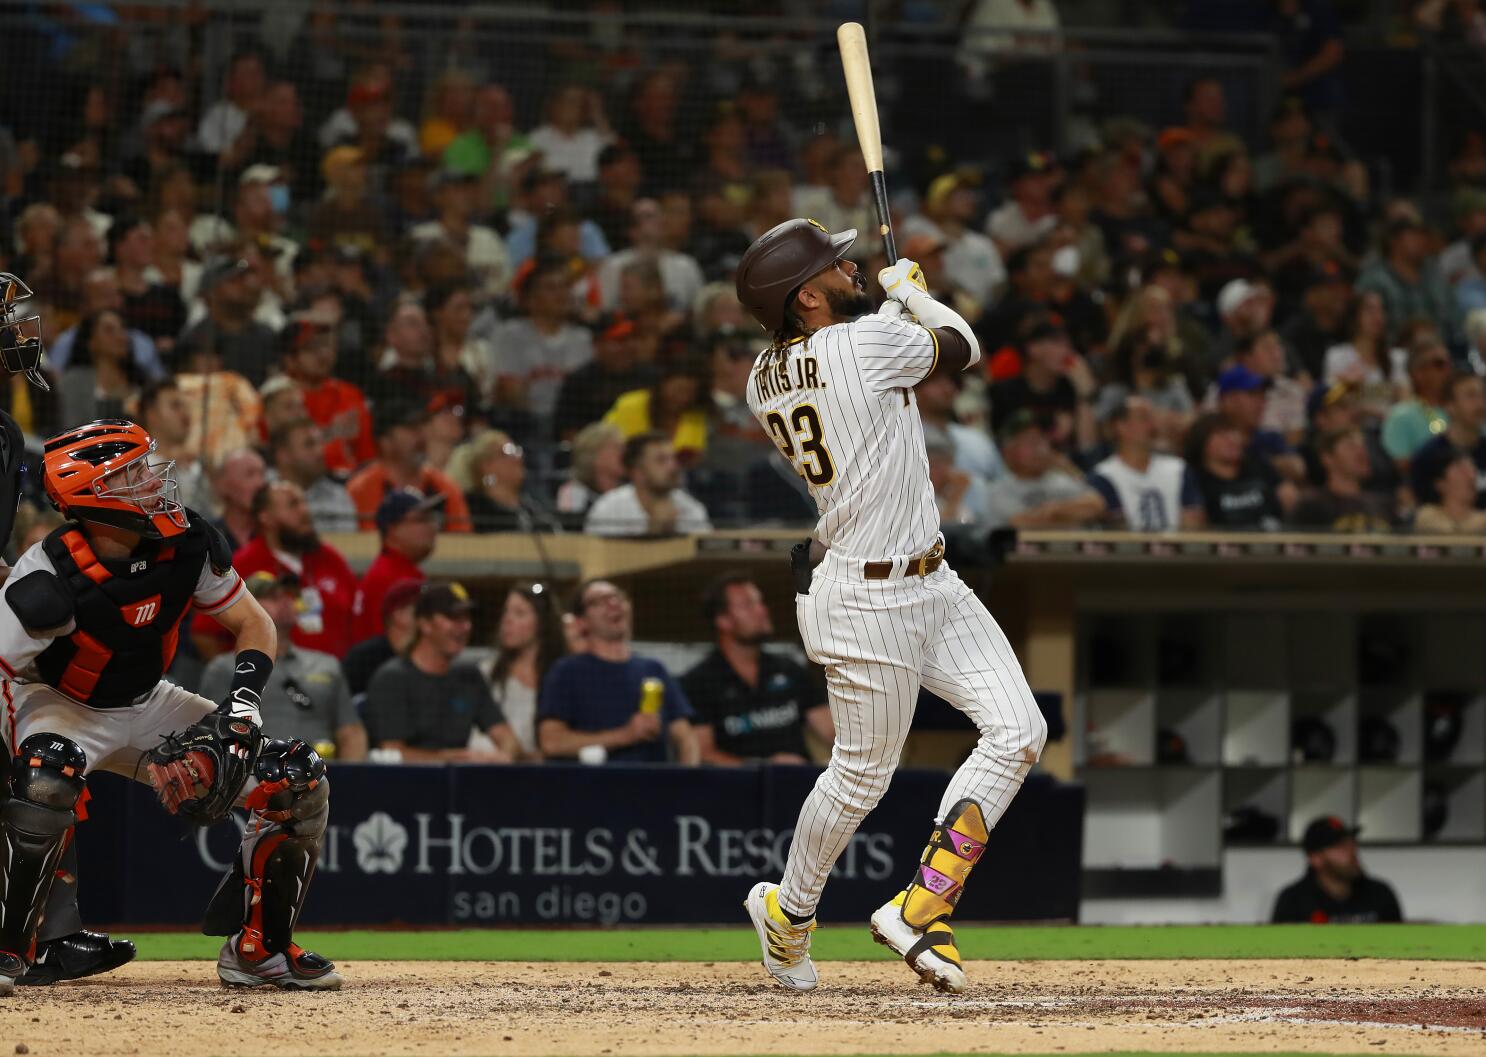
xmin=744 ymin=881 xmax=819 ymax=992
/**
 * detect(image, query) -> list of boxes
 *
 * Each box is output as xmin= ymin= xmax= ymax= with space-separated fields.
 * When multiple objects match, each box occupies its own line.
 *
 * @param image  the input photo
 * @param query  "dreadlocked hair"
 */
xmin=762 ymin=302 xmax=812 ymax=366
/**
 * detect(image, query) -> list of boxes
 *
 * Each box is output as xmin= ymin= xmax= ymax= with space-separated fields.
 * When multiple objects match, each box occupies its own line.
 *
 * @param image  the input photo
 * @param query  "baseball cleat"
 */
xmin=20 ymin=930 xmax=137 ymax=985
xmin=0 ymin=950 xmax=24 ymax=997
xmin=217 ymin=934 xmax=342 ymax=991
xmin=870 ymin=890 xmax=968 ymax=994
xmin=744 ymin=881 xmax=819 ymax=992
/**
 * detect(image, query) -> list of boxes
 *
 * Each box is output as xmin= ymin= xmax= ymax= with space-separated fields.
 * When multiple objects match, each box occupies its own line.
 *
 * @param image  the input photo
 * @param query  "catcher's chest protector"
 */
xmin=35 ymin=523 xmax=209 ymax=707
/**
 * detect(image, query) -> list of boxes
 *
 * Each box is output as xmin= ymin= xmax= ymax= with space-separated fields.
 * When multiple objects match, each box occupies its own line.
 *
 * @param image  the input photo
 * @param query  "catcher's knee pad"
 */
xmin=248 ymin=739 xmax=328 ymax=832
xmin=0 ymin=735 xmax=86 ymax=957
xmin=900 ymin=798 xmax=988 ymax=930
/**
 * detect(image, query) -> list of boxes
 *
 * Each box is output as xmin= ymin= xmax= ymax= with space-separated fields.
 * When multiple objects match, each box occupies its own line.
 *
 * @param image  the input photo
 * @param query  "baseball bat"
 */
xmin=837 ymin=21 xmax=897 ymax=263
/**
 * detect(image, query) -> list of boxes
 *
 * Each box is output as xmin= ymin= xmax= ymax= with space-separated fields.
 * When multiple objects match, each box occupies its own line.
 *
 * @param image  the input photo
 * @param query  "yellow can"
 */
xmin=639 ymin=677 xmax=664 ymax=715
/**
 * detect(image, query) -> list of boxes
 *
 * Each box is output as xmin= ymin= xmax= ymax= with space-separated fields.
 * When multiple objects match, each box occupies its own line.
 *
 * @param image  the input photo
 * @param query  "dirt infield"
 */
xmin=4 ymin=958 xmax=1484 ymax=1056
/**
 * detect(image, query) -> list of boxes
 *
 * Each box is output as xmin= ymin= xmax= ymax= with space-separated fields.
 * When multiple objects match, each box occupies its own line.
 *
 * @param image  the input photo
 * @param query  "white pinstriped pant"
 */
xmin=778 ymin=550 xmax=1047 ymax=920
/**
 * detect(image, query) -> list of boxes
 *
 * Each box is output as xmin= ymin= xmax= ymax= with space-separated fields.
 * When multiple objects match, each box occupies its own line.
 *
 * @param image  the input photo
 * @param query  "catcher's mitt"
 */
xmin=146 ymin=711 xmax=263 ymax=823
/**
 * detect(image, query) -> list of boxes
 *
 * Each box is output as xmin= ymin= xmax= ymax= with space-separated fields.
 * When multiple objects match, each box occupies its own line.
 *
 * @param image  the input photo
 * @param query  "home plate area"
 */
xmin=6 ymin=958 xmax=1485 ymax=1056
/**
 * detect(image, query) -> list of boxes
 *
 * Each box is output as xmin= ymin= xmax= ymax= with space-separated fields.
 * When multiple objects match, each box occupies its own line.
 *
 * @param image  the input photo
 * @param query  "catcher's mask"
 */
xmin=44 ymin=420 xmax=188 ymax=539
xmin=0 ymin=272 xmax=50 ymax=391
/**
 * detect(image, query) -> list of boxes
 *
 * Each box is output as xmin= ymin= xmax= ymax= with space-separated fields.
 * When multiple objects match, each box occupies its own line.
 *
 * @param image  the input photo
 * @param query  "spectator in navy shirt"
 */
xmin=539 ymin=580 xmax=701 ymax=765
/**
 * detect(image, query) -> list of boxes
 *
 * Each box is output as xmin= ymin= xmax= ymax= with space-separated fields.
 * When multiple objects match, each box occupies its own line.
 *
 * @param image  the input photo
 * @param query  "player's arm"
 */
xmin=194 ymin=528 xmax=274 ymax=722
xmin=879 ymin=258 xmax=981 ymax=376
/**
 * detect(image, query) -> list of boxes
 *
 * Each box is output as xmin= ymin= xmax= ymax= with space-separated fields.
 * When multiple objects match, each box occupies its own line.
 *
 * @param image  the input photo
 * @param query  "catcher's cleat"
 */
xmin=744 ymin=881 xmax=818 ymax=992
xmin=870 ymin=889 xmax=968 ymax=993
xmin=217 ymin=932 xmax=342 ymax=991
xmin=19 ymin=930 xmax=136 ymax=985
xmin=0 ymin=950 xmax=24 ymax=996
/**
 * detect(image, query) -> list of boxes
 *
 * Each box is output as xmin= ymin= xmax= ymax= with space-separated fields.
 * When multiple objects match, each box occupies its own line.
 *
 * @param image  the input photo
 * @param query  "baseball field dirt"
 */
xmin=4 ymin=958 xmax=1484 ymax=1056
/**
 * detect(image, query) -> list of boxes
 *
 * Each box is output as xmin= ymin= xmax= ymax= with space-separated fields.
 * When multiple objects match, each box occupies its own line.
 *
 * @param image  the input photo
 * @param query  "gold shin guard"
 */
xmin=900 ymin=798 xmax=988 ymax=931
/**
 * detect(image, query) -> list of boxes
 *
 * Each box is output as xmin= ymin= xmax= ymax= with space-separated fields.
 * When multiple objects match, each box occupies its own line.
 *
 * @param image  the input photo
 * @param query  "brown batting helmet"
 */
xmin=735 ymin=219 xmax=856 ymax=333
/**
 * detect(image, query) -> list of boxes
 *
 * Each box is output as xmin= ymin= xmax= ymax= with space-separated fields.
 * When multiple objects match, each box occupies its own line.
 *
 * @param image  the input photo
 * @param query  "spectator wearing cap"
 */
xmin=1089 ymin=395 xmax=1203 ymax=531
xmin=985 ymin=411 xmax=1103 ymax=529
xmin=1097 ymin=291 xmax=1197 ymax=452
xmin=917 ymin=369 xmax=1002 ymax=483
xmin=556 ymin=422 xmax=627 ymax=519
xmin=1231 ymin=329 xmax=1308 ymax=444
xmin=201 ymin=570 xmax=367 ymax=761
xmin=1150 ymin=127 xmax=1197 ymax=227
xmin=351 ymin=488 xmax=443 ymax=644
xmin=1439 ymin=190 xmax=1486 ymax=287
xmin=1300 ymin=381 xmax=1395 ymax=496
xmin=364 ymin=582 xmax=523 ymax=762
xmin=1185 ymin=412 xmax=1290 ymax=531
xmin=109 ymin=215 xmax=186 ymax=354
xmin=190 ymin=167 xmax=299 ymax=282
xmin=597 ymin=197 xmax=706 ymax=315
xmin=1290 ymin=428 xmax=1398 ymax=532
xmin=175 ymin=256 xmax=279 ymax=386
xmin=588 ymin=145 xmax=645 ymax=252
xmin=320 ymin=72 xmax=418 ymax=156
xmin=553 ymin=316 xmax=656 ymax=442
xmin=505 ymin=170 xmax=610 ymax=268
xmin=280 ymin=312 xmax=375 ymax=475
xmin=196 ymin=50 xmax=267 ymax=158
xmin=1415 ymin=453 xmax=1486 ymax=533
xmin=1357 ymin=216 xmax=1459 ymax=347
xmin=1181 ymin=76 xmax=1245 ymax=169
xmin=122 ymin=97 xmax=192 ymax=193
xmin=908 ymin=170 xmax=1005 ymax=310
xmin=1214 ymin=362 xmax=1307 ymax=486
xmin=1322 ymin=290 xmax=1407 ymax=422
xmin=347 ymin=401 xmax=472 ymax=532
xmin=411 ymin=168 xmax=511 ymax=300
xmin=988 ymin=321 xmax=1097 ymax=459
xmin=268 ymin=417 xmax=358 ymax=535
xmin=135 ymin=378 xmax=214 ymax=514
xmin=204 ymin=447 xmax=267 ymax=556
xmin=228 ymin=480 xmax=359 ymax=656
xmin=448 ymin=430 xmax=558 ymax=533
xmin=1271 ymin=817 xmax=1402 ymax=923
xmin=1381 ymin=335 xmax=1453 ymax=470
xmin=1278 ymin=261 xmax=1353 ymax=380
xmin=423 ymin=389 xmax=469 ymax=475
xmin=926 ymin=425 xmax=990 ymax=529
xmin=987 ymin=151 xmax=1060 ymax=256
xmin=681 ymin=574 xmax=830 ymax=766
xmin=539 ymin=579 xmax=700 ymax=765
xmin=603 ymin=353 xmax=711 ymax=464
xmin=979 ymin=242 xmax=1059 ymax=354
xmin=343 ymin=578 xmax=422 ymax=698
xmin=308 ymin=145 xmax=392 ymax=261
xmin=442 ymin=83 xmax=534 ymax=213
xmin=423 ymin=283 xmax=488 ymax=410
xmin=491 ymin=256 xmax=595 ymax=422
xmin=585 ymin=432 xmax=712 ymax=537
xmin=1409 ymin=372 xmax=1486 ymax=508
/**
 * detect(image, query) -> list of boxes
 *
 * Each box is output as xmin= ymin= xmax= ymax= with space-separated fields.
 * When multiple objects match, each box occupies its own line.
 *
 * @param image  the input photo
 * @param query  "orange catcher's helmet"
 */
xmin=43 ymin=420 xmax=188 ymax=539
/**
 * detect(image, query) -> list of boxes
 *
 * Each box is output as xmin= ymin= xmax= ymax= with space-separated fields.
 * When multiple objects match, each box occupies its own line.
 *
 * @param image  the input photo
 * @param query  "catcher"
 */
xmin=0 ymin=418 xmax=339 ymax=994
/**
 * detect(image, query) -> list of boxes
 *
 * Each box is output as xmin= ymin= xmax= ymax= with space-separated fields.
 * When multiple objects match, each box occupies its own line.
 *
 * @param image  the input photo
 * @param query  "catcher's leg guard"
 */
xmin=206 ymin=740 xmax=338 ymax=988
xmin=0 ymin=735 xmax=87 ymax=983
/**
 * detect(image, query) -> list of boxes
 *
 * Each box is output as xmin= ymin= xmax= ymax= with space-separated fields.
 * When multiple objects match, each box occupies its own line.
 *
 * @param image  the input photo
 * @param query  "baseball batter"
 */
xmin=738 ymin=219 xmax=1046 ymax=993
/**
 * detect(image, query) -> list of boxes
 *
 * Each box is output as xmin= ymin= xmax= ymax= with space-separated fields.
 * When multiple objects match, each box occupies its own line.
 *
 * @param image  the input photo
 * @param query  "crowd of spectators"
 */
xmin=3 ymin=3 xmax=1486 ymax=762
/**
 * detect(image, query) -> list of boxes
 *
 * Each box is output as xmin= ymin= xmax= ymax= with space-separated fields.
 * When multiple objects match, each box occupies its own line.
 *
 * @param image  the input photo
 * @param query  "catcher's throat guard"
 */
xmin=0 ymin=272 xmax=50 ymax=392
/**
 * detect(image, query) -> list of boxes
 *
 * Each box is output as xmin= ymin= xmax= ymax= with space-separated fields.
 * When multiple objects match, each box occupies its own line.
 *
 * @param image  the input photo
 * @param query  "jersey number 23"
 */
xmin=766 ymin=405 xmax=836 ymax=486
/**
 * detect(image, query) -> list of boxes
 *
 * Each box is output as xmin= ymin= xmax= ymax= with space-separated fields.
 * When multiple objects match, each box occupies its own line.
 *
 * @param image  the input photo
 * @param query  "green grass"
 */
xmin=126 ymin=923 xmax=1486 ymax=962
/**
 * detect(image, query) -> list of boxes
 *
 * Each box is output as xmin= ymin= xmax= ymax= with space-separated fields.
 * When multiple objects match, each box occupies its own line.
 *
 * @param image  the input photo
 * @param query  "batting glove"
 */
xmin=878 ymin=258 xmax=928 ymax=304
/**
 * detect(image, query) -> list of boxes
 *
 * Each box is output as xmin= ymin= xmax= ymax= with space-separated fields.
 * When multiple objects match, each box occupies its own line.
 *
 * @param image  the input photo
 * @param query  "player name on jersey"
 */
xmin=753 ymin=352 xmax=826 ymax=403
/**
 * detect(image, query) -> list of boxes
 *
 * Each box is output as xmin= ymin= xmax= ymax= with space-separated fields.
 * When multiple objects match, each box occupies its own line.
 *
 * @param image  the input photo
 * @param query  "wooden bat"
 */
xmin=837 ymin=21 xmax=896 ymax=262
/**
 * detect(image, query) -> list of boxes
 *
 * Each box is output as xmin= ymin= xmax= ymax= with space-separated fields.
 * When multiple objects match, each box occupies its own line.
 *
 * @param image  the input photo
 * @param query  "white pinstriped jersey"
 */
xmin=747 ymin=312 xmax=941 ymax=560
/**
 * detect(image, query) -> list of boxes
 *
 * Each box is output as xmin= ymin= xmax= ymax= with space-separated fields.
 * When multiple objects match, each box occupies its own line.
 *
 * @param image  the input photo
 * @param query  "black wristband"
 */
xmin=225 ymin=648 xmax=274 ymax=708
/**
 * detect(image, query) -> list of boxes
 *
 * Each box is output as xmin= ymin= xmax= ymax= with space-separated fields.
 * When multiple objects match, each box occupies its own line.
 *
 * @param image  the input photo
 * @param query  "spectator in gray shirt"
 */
xmin=200 ymin=571 xmax=368 ymax=759
xmin=269 ymin=417 xmax=359 ymax=534
xmin=491 ymin=255 xmax=594 ymax=424
xmin=985 ymin=410 xmax=1105 ymax=529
